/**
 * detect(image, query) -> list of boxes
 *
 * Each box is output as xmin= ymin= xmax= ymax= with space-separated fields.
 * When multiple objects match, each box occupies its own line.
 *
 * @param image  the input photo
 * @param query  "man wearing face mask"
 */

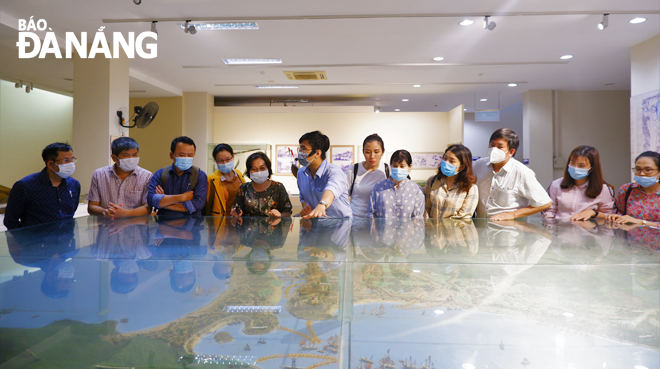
xmin=147 ymin=136 xmax=208 ymax=217
xmin=87 ymin=137 xmax=153 ymax=219
xmin=4 ymin=142 xmax=81 ymax=229
xmin=473 ymin=128 xmax=551 ymax=220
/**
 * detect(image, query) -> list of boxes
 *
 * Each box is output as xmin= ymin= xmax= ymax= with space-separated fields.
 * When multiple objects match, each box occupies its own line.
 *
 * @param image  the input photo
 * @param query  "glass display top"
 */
xmin=1 ymin=216 xmax=658 ymax=369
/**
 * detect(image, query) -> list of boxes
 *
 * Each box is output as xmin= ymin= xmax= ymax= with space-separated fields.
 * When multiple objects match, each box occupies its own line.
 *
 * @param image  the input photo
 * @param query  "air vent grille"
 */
xmin=284 ymin=71 xmax=327 ymax=80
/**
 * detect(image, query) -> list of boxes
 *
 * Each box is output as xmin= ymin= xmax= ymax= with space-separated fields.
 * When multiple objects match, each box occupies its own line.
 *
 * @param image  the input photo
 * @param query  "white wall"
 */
xmin=464 ymin=102 xmax=524 ymax=160
xmin=0 ymin=80 xmax=73 ymax=187
xmin=214 ymin=106 xmax=454 ymax=193
xmin=631 ymin=35 xmax=660 ymax=97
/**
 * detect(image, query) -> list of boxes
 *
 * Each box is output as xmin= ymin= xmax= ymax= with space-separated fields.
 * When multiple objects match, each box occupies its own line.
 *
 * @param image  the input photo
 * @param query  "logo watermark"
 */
xmin=17 ymin=17 xmax=157 ymax=59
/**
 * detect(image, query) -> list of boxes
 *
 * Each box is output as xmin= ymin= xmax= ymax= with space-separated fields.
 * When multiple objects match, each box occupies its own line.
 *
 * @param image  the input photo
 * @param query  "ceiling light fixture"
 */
xmin=255 ymin=85 xmax=299 ymax=89
xmin=375 ymin=107 xmax=380 ymax=113
xmin=223 ymin=59 xmax=282 ymax=65
xmin=480 ymin=98 xmax=487 ymax=102
xmin=598 ymin=14 xmax=609 ymax=30
xmin=508 ymin=83 xmax=518 ymax=87
xmin=629 ymin=17 xmax=646 ymax=24
xmin=413 ymin=84 xmax=421 ymax=88
xmin=483 ymin=16 xmax=496 ymax=31
xmin=560 ymin=54 xmax=573 ymax=60
xmin=402 ymin=99 xmax=409 ymax=102
xmin=150 ymin=21 xmax=158 ymax=34
xmin=395 ymin=109 xmax=400 ymax=112
xmin=133 ymin=0 xmax=141 ymax=5
xmin=463 ymin=108 xmax=467 ymax=111
xmin=432 ymin=57 xmax=444 ymax=61
xmin=459 ymin=19 xmax=474 ymax=26
xmin=14 ymin=80 xmax=22 ymax=88
xmin=178 ymin=22 xmax=259 ymax=31
xmin=183 ymin=20 xmax=196 ymax=34
xmin=25 ymin=83 xmax=33 ymax=93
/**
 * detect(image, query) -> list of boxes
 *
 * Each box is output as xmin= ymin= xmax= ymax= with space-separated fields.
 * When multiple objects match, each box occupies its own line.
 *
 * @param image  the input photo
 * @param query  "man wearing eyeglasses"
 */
xmin=4 ymin=142 xmax=81 ymax=230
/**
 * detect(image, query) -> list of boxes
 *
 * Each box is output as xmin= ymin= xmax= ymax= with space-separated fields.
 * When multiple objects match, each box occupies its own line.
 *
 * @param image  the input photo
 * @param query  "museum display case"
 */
xmin=0 ymin=216 xmax=658 ymax=369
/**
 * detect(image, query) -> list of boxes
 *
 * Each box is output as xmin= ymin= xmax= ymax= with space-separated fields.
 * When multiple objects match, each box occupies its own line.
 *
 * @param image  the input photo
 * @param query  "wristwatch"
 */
xmin=319 ymin=200 xmax=329 ymax=208
xmin=642 ymin=220 xmax=647 ymax=226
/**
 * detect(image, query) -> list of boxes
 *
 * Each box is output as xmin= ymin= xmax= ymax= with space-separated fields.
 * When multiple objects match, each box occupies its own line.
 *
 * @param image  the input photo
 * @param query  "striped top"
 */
xmin=424 ymin=175 xmax=478 ymax=219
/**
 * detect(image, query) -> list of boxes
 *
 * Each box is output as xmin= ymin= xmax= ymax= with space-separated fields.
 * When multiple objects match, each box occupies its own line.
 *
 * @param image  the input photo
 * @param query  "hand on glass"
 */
xmin=267 ymin=209 xmax=282 ymax=218
xmin=570 ymin=209 xmax=596 ymax=221
xmin=299 ymin=205 xmax=313 ymax=217
xmin=304 ymin=204 xmax=328 ymax=219
xmin=490 ymin=211 xmax=516 ymax=221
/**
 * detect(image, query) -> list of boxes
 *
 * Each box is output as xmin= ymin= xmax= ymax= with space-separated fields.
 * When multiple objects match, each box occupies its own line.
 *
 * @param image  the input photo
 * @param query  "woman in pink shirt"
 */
xmin=544 ymin=145 xmax=615 ymax=221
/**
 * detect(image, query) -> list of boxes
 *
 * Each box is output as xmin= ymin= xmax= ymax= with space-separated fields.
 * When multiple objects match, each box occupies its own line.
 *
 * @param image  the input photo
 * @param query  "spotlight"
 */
xmin=25 ymin=83 xmax=33 ymax=93
xmin=133 ymin=0 xmax=141 ymax=4
xmin=598 ymin=14 xmax=609 ymax=30
xmin=483 ymin=16 xmax=496 ymax=31
xmin=15 ymin=80 xmax=22 ymax=88
xmin=374 ymin=107 xmax=380 ymax=113
xmin=184 ymin=20 xmax=197 ymax=35
xmin=151 ymin=21 xmax=158 ymax=34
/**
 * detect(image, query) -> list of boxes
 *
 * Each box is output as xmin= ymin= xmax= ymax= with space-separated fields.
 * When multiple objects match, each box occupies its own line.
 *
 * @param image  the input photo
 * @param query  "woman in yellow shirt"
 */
xmin=205 ymin=144 xmax=246 ymax=216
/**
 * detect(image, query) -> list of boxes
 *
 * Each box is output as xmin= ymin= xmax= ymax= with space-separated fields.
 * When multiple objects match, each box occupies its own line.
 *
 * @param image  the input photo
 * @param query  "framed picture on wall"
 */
xmin=329 ymin=145 xmax=355 ymax=172
xmin=411 ymin=152 xmax=443 ymax=170
xmin=274 ymin=145 xmax=298 ymax=175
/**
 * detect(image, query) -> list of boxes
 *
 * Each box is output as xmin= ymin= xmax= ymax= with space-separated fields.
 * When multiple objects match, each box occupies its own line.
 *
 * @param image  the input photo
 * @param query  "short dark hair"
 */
xmin=489 ymin=128 xmax=519 ymax=156
xmin=390 ymin=149 xmax=412 ymax=167
xmin=212 ymin=144 xmax=234 ymax=160
xmin=299 ymin=131 xmax=330 ymax=160
xmin=170 ymin=136 xmax=196 ymax=153
xmin=111 ymin=137 xmax=139 ymax=156
xmin=42 ymin=142 xmax=72 ymax=163
xmin=437 ymin=144 xmax=476 ymax=193
xmin=636 ymin=151 xmax=660 ymax=169
xmin=363 ymin=133 xmax=385 ymax=152
xmin=245 ymin=152 xmax=272 ymax=179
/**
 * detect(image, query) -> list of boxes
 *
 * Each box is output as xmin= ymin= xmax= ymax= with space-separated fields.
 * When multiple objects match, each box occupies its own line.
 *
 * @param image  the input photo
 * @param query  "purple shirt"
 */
xmin=544 ymin=178 xmax=616 ymax=220
xmin=86 ymin=165 xmax=152 ymax=210
xmin=367 ymin=178 xmax=425 ymax=218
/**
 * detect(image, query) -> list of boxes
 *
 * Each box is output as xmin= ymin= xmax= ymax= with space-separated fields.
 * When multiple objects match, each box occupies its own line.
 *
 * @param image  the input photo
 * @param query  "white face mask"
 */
xmin=250 ymin=170 xmax=270 ymax=184
xmin=488 ymin=147 xmax=508 ymax=164
xmin=118 ymin=157 xmax=140 ymax=172
xmin=55 ymin=162 xmax=76 ymax=178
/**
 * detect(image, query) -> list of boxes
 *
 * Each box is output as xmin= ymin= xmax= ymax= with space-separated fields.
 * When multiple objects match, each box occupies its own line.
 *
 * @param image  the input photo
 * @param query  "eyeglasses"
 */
xmin=55 ymin=157 xmax=77 ymax=164
xmin=215 ymin=157 xmax=233 ymax=164
xmin=632 ymin=167 xmax=659 ymax=175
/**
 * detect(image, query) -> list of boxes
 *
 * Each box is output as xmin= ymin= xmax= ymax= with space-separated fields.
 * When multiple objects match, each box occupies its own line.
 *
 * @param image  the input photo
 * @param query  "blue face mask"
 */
xmin=217 ymin=160 xmax=234 ymax=173
xmin=568 ymin=165 xmax=590 ymax=180
xmin=390 ymin=167 xmax=409 ymax=182
xmin=298 ymin=151 xmax=313 ymax=167
xmin=440 ymin=160 xmax=459 ymax=177
xmin=634 ymin=175 xmax=660 ymax=188
xmin=175 ymin=157 xmax=193 ymax=171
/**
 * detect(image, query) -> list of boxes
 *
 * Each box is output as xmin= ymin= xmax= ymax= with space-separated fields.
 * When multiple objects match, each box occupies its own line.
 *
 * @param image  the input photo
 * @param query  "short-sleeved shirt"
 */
xmin=367 ymin=178 xmax=425 ymax=218
xmin=86 ymin=165 xmax=152 ymax=210
xmin=543 ymin=178 xmax=616 ymax=220
xmin=232 ymin=181 xmax=293 ymax=216
xmin=473 ymin=157 xmax=551 ymax=218
xmin=345 ymin=162 xmax=388 ymax=218
xmin=147 ymin=164 xmax=208 ymax=217
xmin=616 ymin=183 xmax=660 ymax=222
xmin=3 ymin=168 xmax=81 ymax=230
xmin=297 ymin=160 xmax=352 ymax=218
xmin=424 ymin=175 xmax=479 ymax=219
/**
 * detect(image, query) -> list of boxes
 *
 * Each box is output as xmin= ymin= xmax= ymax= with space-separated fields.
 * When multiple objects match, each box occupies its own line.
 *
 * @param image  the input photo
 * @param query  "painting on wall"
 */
xmin=330 ymin=145 xmax=355 ymax=171
xmin=631 ymin=89 xmax=660 ymax=170
xmin=411 ymin=152 xmax=443 ymax=170
xmin=274 ymin=145 xmax=298 ymax=175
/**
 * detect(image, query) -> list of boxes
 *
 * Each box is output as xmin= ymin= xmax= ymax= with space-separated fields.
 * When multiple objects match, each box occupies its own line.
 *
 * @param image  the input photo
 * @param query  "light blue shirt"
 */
xmin=297 ymin=160 xmax=352 ymax=218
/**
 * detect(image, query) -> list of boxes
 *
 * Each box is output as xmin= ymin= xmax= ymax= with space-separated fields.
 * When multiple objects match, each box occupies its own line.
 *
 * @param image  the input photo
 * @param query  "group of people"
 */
xmin=4 ymin=128 xmax=660 ymax=231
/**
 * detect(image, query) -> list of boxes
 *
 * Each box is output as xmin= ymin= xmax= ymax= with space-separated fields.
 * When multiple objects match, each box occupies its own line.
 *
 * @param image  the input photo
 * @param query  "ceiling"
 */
xmin=0 ymin=0 xmax=658 ymax=112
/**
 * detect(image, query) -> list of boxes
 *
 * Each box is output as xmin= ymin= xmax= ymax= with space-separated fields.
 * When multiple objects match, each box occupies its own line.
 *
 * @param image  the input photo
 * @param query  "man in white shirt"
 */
xmin=473 ymin=128 xmax=551 ymax=220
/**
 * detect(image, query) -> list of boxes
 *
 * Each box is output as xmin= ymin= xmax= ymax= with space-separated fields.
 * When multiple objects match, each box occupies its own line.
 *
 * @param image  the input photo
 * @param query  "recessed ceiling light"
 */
xmin=459 ymin=19 xmax=474 ymax=26
xmin=394 ymin=109 xmax=400 ymax=112
xmin=480 ymin=99 xmax=487 ymax=102
xmin=463 ymin=108 xmax=467 ymax=111
xmin=255 ymin=85 xmax=299 ymax=89
xmin=629 ymin=17 xmax=646 ymax=24
xmin=508 ymin=83 xmax=518 ymax=87
xmin=402 ymin=99 xmax=409 ymax=102
xmin=560 ymin=55 xmax=573 ymax=60
xmin=223 ymin=59 xmax=282 ymax=65
xmin=432 ymin=57 xmax=444 ymax=61
xmin=178 ymin=22 xmax=259 ymax=30
xmin=413 ymin=84 xmax=421 ymax=88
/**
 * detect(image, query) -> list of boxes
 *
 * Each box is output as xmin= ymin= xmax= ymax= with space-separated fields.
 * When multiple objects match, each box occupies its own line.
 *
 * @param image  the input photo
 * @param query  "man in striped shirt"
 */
xmin=87 ymin=137 xmax=153 ymax=219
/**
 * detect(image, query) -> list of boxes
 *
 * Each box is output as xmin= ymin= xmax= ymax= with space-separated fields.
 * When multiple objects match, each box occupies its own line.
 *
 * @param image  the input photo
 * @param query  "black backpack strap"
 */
xmin=622 ymin=185 xmax=634 ymax=215
xmin=190 ymin=166 xmax=199 ymax=189
xmin=350 ymin=163 xmax=359 ymax=197
xmin=160 ymin=166 xmax=171 ymax=189
xmin=384 ymin=163 xmax=390 ymax=178
xmin=160 ymin=165 xmax=199 ymax=192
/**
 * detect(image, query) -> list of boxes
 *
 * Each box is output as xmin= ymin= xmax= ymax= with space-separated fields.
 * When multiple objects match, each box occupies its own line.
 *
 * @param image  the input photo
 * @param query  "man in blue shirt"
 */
xmin=296 ymin=131 xmax=352 ymax=218
xmin=147 ymin=136 xmax=207 ymax=217
xmin=4 ymin=142 xmax=81 ymax=230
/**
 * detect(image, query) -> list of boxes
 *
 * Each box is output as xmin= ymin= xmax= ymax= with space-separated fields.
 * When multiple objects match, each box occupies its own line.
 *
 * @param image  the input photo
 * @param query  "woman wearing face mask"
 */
xmin=367 ymin=150 xmax=425 ymax=218
xmin=606 ymin=151 xmax=660 ymax=227
xmin=346 ymin=134 xmax=390 ymax=218
xmin=424 ymin=144 xmax=478 ymax=218
xmin=205 ymin=144 xmax=246 ymax=216
xmin=544 ymin=145 xmax=615 ymax=221
xmin=230 ymin=152 xmax=292 ymax=218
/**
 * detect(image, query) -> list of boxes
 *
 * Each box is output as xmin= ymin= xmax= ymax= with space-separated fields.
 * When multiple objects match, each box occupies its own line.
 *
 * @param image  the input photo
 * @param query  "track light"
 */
xmin=598 ymin=14 xmax=609 ymax=30
xmin=15 ymin=80 xmax=22 ymax=88
xmin=133 ymin=0 xmax=141 ymax=4
xmin=184 ymin=20 xmax=197 ymax=35
xmin=151 ymin=21 xmax=158 ymax=34
xmin=374 ymin=107 xmax=380 ymax=113
xmin=25 ymin=83 xmax=33 ymax=93
xmin=483 ymin=16 xmax=496 ymax=31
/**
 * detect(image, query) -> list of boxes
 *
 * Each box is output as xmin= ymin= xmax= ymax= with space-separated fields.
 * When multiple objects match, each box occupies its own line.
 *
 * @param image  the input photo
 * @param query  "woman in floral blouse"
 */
xmin=608 ymin=151 xmax=660 ymax=228
xmin=231 ymin=152 xmax=292 ymax=217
